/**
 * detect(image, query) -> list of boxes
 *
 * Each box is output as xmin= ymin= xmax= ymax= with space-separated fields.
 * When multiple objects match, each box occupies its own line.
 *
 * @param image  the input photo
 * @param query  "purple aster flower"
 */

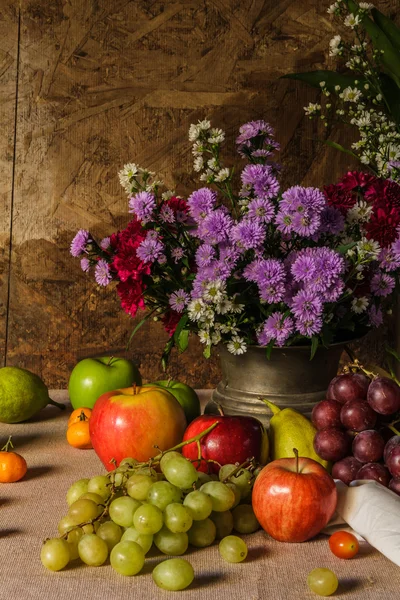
xmin=251 ymin=149 xmax=274 ymax=158
xmin=187 ymin=188 xmax=217 ymax=221
xmin=291 ymin=290 xmax=323 ymax=320
xmin=257 ymin=312 xmax=294 ymax=347
xmin=169 ymin=289 xmax=190 ymax=313
xmin=318 ymin=206 xmax=345 ymax=236
xmin=322 ymin=279 xmax=345 ymax=303
xmin=253 ymin=173 xmax=280 ymax=200
xmin=280 ymin=186 xmax=326 ymax=213
xmin=291 ymin=211 xmax=321 ymax=237
xmin=393 ymin=237 xmax=400 ymax=255
xmin=95 ymin=259 xmax=112 ymax=286
xmin=219 ymin=242 xmax=241 ymax=267
xmin=236 ymin=120 xmax=275 ymax=145
xmin=369 ymin=304 xmax=383 ymax=327
xmin=275 ymin=211 xmax=294 ymax=235
xmin=295 ymin=314 xmax=323 ymax=337
xmin=80 ymin=257 xmax=90 ymax=272
xmin=70 ymin=229 xmax=91 ymax=257
xmin=379 ymin=245 xmax=400 ymax=272
xmin=241 ymin=164 xmax=272 ymax=186
xmin=291 ymin=254 xmax=316 ymax=283
xmin=196 ymin=209 xmax=234 ymax=245
xmin=208 ymin=260 xmax=233 ymax=282
xmin=100 ymin=236 xmax=111 ymax=250
xmin=247 ymin=198 xmax=275 ymax=223
xmin=171 ymin=248 xmax=185 ymax=263
xmin=160 ymin=205 xmax=175 ymax=223
xmin=231 ymin=220 xmax=266 ymax=250
xmin=136 ymin=237 xmax=164 ymax=263
xmin=370 ymin=272 xmax=395 ymax=297
xmin=128 ymin=191 xmax=156 ymax=223
xmin=196 ymin=244 xmax=216 ymax=268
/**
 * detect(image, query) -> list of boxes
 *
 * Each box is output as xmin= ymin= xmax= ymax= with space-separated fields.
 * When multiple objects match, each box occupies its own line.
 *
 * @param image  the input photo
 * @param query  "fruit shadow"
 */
xmin=0 ymin=528 xmax=22 ymax=538
xmin=27 ymin=406 xmax=67 ymax=423
xmin=0 ymin=433 xmax=40 ymax=448
xmin=246 ymin=545 xmax=268 ymax=562
xmin=336 ymin=578 xmax=366 ymax=595
xmin=22 ymin=465 xmax=57 ymax=481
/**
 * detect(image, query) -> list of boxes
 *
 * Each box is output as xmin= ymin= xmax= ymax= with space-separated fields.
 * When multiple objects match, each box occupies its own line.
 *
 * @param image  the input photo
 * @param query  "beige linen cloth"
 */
xmin=0 ymin=390 xmax=399 ymax=600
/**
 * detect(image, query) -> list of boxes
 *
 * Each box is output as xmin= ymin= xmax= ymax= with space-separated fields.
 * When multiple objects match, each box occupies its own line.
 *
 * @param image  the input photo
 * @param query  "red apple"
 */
xmin=252 ymin=454 xmax=337 ymax=543
xmin=181 ymin=414 xmax=269 ymax=473
xmin=89 ymin=385 xmax=187 ymax=470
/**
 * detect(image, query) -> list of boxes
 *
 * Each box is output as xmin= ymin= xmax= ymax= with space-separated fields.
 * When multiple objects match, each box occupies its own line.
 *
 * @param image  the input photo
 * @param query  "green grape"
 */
xmin=154 ymin=526 xmax=189 ymax=555
xmin=78 ymin=533 xmax=108 ymax=566
xmin=161 ymin=457 xmax=199 ymax=489
xmin=127 ymin=474 xmax=155 ymax=501
xmin=210 ymin=510 xmax=233 ymax=539
xmin=219 ymin=535 xmax=248 ymax=563
xmin=57 ymin=515 xmax=76 ymax=535
xmin=87 ymin=475 xmax=110 ymax=501
xmin=218 ymin=464 xmax=236 ymax=481
xmin=183 ymin=490 xmax=213 ymax=520
xmin=66 ymin=478 xmax=90 ymax=506
xmin=307 ymin=569 xmax=339 ymax=597
xmin=109 ymin=470 xmax=127 ymax=487
xmin=232 ymin=504 xmax=260 ymax=534
xmin=133 ymin=503 xmax=163 ymax=534
xmin=109 ymin=496 xmax=141 ymax=528
xmin=119 ymin=457 xmax=139 ymax=469
xmin=164 ymin=503 xmax=193 ymax=533
xmin=187 ymin=518 xmax=216 ymax=548
xmin=96 ymin=520 xmax=122 ymax=551
xmin=66 ymin=527 xmax=84 ymax=560
xmin=147 ymin=481 xmax=182 ymax=510
xmin=68 ymin=498 xmax=100 ymax=524
xmin=196 ymin=472 xmax=212 ymax=486
xmin=229 ymin=469 xmax=253 ymax=499
xmin=79 ymin=492 xmax=105 ymax=506
xmin=41 ymin=538 xmax=70 ymax=571
xmin=225 ymin=482 xmax=241 ymax=508
xmin=200 ymin=481 xmax=235 ymax=512
xmin=121 ymin=527 xmax=153 ymax=554
xmin=82 ymin=522 xmax=99 ymax=534
xmin=159 ymin=451 xmax=183 ymax=472
xmin=152 ymin=558 xmax=194 ymax=591
xmin=110 ymin=541 xmax=145 ymax=576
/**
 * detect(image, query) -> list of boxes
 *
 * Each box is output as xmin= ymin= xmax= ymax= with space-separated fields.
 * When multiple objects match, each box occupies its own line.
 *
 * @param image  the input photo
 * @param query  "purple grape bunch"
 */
xmin=311 ymin=372 xmax=400 ymax=492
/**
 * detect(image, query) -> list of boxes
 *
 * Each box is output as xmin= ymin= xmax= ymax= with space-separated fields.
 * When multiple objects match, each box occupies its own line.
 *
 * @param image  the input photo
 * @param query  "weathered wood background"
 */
xmin=0 ymin=0 xmax=398 ymax=388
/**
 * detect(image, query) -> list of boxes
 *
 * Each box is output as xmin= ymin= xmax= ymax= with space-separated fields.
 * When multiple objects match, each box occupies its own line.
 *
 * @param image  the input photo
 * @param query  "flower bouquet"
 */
xmin=70 ymin=118 xmax=400 ymax=367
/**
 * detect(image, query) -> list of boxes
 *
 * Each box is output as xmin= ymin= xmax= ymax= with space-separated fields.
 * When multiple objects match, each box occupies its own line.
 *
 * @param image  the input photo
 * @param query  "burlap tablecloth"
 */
xmin=0 ymin=390 xmax=399 ymax=600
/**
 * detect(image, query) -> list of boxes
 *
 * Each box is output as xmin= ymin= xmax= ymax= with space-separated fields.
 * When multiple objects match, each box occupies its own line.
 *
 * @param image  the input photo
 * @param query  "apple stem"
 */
xmin=133 ymin=383 xmax=137 ymax=395
xmin=293 ymin=448 xmax=299 ymax=474
xmin=1 ymin=435 xmax=14 ymax=452
xmin=48 ymin=398 xmax=66 ymax=411
xmin=106 ymin=356 xmax=114 ymax=367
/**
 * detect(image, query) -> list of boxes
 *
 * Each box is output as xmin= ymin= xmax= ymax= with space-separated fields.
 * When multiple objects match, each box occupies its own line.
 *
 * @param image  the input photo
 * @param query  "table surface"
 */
xmin=1 ymin=390 xmax=399 ymax=600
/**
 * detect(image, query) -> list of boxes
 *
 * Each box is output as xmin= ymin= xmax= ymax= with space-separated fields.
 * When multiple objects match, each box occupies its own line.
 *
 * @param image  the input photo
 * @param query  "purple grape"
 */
xmin=356 ymin=462 xmax=391 ymax=487
xmin=352 ymin=430 xmax=385 ymax=463
xmin=313 ymin=428 xmax=351 ymax=462
xmin=332 ymin=456 xmax=363 ymax=485
xmin=384 ymin=435 xmax=400 ymax=464
xmin=311 ymin=400 xmax=343 ymax=430
xmin=389 ymin=478 xmax=400 ymax=496
xmin=385 ymin=445 xmax=400 ymax=478
xmin=367 ymin=377 xmax=400 ymax=415
xmin=327 ymin=373 xmax=370 ymax=405
xmin=340 ymin=399 xmax=377 ymax=432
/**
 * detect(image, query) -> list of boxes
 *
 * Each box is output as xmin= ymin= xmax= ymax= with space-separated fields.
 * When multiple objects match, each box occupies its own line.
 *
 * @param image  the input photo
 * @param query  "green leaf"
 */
xmin=177 ymin=329 xmax=189 ymax=353
xmin=372 ymin=7 xmax=400 ymax=53
xmin=161 ymin=338 xmax=174 ymax=372
xmin=336 ymin=241 xmax=357 ymax=254
xmin=310 ymin=336 xmax=319 ymax=361
xmin=126 ymin=310 xmax=155 ymax=349
xmin=321 ymin=326 xmax=334 ymax=348
xmin=322 ymin=140 xmax=359 ymax=160
xmin=347 ymin=0 xmax=400 ymax=87
xmin=173 ymin=315 xmax=188 ymax=345
xmin=282 ymin=70 xmax=367 ymax=94
xmin=203 ymin=344 xmax=211 ymax=359
xmin=385 ymin=345 xmax=400 ymax=363
xmin=379 ymin=73 xmax=400 ymax=125
xmin=265 ymin=339 xmax=275 ymax=360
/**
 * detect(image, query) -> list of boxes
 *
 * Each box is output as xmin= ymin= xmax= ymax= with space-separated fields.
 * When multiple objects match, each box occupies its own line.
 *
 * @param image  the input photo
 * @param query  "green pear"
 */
xmin=0 ymin=366 xmax=64 ymax=423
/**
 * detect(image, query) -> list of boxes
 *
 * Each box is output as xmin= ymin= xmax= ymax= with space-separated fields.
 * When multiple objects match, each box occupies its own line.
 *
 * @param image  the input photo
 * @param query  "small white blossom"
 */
xmin=304 ymin=102 xmax=321 ymax=116
xmin=357 ymin=237 xmax=381 ymax=260
xmin=161 ymin=190 xmax=175 ymax=201
xmin=211 ymin=331 xmax=222 ymax=345
xmin=215 ymin=168 xmax=230 ymax=182
xmin=193 ymin=156 xmax=204 ymax=172
xmin=208 ymin=128 xmax=225 ymax=144
xmin=359 ymin=2 xmax=374 ymax=10
xmin=340 ymin=87 xmax=362 ymax=103
xmin=207 ymin=157 xmax=218 ymax=170
xmin=334 ymin=85 xmax=341 ymax=92
xmin=189 ymin=124 xmax=200 ymax=142
xmin=346 ymin=200 xmax=373 ymax=223
xmin=227 ymin=336 xmax=247 ymax=355
xmin=118 ymin=163 xmax=139 ymax=193
xmin=198 ymin=119 xmax=211 ymax=131
xmin=329 ymin=35 xmax=342 ymax=57
xmin=319 ymin=81 xmax=326 ymax=88
xmin=203 ymin=280 xmax=225 ymax=304
xmin=351 ymin=297 xmax=369 ymax=314
xmin=199 ymin=169 xmax=215 ymax=182
xmin=344 ymin=14 xmax=361 ymax=28
xmin=192 ymin=141 xmax=203 ymax=156
xmin=327 ymin=2 xmax=339 ymax=14
xmin=188 ymin=298 xmax=207 ymax=321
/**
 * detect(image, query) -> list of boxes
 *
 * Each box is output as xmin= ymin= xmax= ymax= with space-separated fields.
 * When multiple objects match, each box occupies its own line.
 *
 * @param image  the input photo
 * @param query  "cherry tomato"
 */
xmin=0 ymin=436 xmax=27 ymax=482
xmin=329 ymin=530 xmax=359 ymax=559
xmin=68 ymin=407 xmax=92 ymax=428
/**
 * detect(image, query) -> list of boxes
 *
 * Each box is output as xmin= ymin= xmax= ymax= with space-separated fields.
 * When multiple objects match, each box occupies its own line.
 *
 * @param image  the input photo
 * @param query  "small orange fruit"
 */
xmin=68 ymin=407 xmax=92 ymax=428
xmin=67 ymin=419 xmax=92 ymax=449
xmin=0 ymin=436 xmax=28 ymax=482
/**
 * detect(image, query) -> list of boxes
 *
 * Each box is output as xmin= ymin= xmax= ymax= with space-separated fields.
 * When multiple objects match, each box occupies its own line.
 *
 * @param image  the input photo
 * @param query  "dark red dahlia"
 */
xmin=336 ymin=170 xmax=376 ymax=192
xmin=365 ymin=178 xmax=400 ymax=208
xmin=161 ymin=310 xmax=181 ymax=336
xmin=117 ymin=279 xmax=146 ymax=318
xmin=365 ymin=204 xmax=400 ymax=247
xmin=323 ymin=183 xmax=357 ymax=216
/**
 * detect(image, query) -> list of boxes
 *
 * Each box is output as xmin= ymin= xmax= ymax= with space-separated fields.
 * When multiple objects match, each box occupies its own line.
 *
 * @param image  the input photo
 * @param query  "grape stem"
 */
xmin=1 ymin=436 xmax=14 ymax=452
xmin=220 ymin=457 xmax=256 ymax=483
xmin=345 ymin=359 xmax=378 ymax=380
xmin=388 ymin=423 xmax=400 ymax=436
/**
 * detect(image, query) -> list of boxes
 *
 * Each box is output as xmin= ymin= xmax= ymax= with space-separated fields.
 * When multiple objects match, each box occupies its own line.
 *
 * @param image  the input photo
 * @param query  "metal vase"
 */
xmin=209 ymin=343 xmax=346 ymax=427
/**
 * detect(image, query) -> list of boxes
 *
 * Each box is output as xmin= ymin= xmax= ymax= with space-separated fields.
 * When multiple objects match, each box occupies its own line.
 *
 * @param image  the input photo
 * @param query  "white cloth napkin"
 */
xmin=322 ymin=480 xmax=400 ymax=566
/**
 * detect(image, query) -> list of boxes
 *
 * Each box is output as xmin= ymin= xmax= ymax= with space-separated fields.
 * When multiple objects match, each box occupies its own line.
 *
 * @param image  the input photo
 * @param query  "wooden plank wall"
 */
xmin=1 ymin=0 xmax=398 ymax=388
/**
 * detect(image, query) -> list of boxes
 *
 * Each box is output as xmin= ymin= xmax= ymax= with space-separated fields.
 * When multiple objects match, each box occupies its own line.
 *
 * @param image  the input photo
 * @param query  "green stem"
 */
xmin=1 ymin=436 xmax=13 ymax=452
xmin=48 ymin=398 xmax=66 ymax=411
xmin=388 ymin=424 xmax=400 ymax=436
xmin=293 ymin=448 xmax=299 ymax=474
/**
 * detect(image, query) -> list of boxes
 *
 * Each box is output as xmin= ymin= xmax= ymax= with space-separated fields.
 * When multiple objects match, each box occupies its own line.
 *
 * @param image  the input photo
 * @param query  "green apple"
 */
xmin=144 ymin=380 xmax=200 ymax=423
xmin=68 ymin=357 xmax=142 ymax=410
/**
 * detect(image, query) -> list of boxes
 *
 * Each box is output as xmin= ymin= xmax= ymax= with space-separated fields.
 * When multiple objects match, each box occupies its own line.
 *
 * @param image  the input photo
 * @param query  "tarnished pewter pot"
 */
xmin=209 ymin=342 xmax=347 ymax=428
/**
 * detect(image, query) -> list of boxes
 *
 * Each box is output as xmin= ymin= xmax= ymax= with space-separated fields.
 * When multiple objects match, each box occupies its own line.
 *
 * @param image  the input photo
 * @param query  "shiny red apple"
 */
xmin=89 ymin=385 xmax=187 ymax=470
xmin=252 ymin=454 xmax=337 ymax=542
xmin=181 ymin=413 xmax=269 ymax=473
